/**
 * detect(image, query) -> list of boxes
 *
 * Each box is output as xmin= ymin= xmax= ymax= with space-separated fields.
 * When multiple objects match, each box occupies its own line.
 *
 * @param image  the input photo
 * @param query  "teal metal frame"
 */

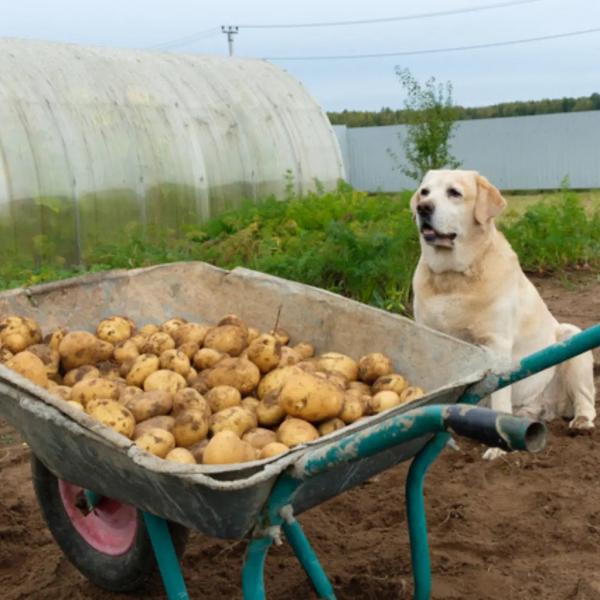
xmin=111 ymin=323 xmax=600 ymax=600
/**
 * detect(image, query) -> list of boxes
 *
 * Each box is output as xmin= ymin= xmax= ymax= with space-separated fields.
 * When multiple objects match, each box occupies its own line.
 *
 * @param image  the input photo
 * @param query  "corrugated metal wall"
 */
xmin=334 ymin=110 xmax=600 ymax=191
xmin=0 ymin=38 xmax=344 ymax=265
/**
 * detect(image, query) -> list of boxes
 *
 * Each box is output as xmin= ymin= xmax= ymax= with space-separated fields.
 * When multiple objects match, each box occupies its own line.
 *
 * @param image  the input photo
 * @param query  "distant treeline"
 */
xmin=328 ymin=93 xmax=600 ymax=128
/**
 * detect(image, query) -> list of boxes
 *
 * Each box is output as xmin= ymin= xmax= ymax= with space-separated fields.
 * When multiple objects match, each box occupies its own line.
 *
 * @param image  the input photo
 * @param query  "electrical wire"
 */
xmin=240 ymin=0 xmax=541 ymax=29
xmin=263 ymin=26 xmax=600 ymax=61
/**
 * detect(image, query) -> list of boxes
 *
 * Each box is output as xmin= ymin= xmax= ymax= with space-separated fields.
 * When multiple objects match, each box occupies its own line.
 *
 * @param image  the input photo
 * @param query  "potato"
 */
xmin=188 ymin=375 xmax=210 ymax=395
xmin=129 ymin=334 xmax=147 ymax=351
xmin=203 ymin=357 xmax=260 ymax=395
xmin=113 ymin=340 xmax=140 ymax=364
xmin=96 ymin=316 xmax=133 ymax=344
xmin=318 ymin=418 xmax=346 ymax=436
xmin=369 ymin=390 xmax=402 ymax=414
xmin=247 ymin=327 xmax=260 ymax=344
xmin=257 ymin=365 xmax=303 ymax=399
xmin=372 ymin=374 xmax=408 ymax=396
xmin=317 ymin=352 xmax=358 ymax=381
xmin=143 ymin=369 xmax=186 ymax=394
xmin=133 ymin=415 xmax=176 ymax=439
xmin=161 ymin=317 xmax=187 ymax=337
xmin=279 ymin=373 xmax=345 ymax=422
xmin=159 ymin=349 xmax=191 ymax=377
xmin=297 ymin=360 xmax=319 ymax=374
xmin=0 ymin=316 xmax=42 ymax=353
xmin=119 ymin=359 xmax=134 ymax=378
xmin=340 ymin=389 xmax=368 ymax=424
xmin=59 ymin=331 xmax=114 ymax=370
xmin=241 ymin=397 xmax=260 ymax=413
xmin=259 ymin=442 xmax=289 ymax=459
xmin=187 ymin=439 xmax=209 ymax=463
xmin=63 ymin=365 xmax=100 ymax=386
xmin=246 ymin=334 xmax=281 ymax=373
xmin=256 ymin=391 xmax=286 ymax=427
xmin=277 ymin=418 xmax=319 ymax=447
xmin=172 ymin=388 xmax=211 ymax=418
xmin=66 ymin=400 xmax=84 ymax=411
xmin=217 ymin=314 xmax=249 ymax=336
xmin=242 ymin=427 xmax=277 ymax=450
xmin=206 ymin=385 xmax=241 ymax=413
xmin=71 ymin=377 xmax=120 ymax=407
xmin=142 ymin=332 xmax=175 ymax=355
xmin=173 ymin=323 xmax=210 ymax=347
xmin=203 ymin=431 xmax=257 ymax=465
xmin=126 ymin=354 xmax=160 ymax=387
xmin=86 ymin=399 xmax=135 ymax=438
xmin=193 ymin=348 xmax=225 ymax=370
xmin=26 ymin=344 xmax=60 ymax=381
xmin=186 ymin=367 xmax=198 ymax=384
xmin=278 ymin=346 xmax=302 ymax=368
xmin=139 ymin=324 xmax=160 ymax=337
xmin=0 ymin=346 xmax=13 ymax=363
xmin=51 ymin=385 xmax=72 ymax=402
xmin=357 ymin=353 xmax=394 ymax=384
xmin=294 ymin=342 xmax=315 ymax=360
xmin=348 ymin=381 xmax=371 ymax=394
xmin=6 ymin=351 xmax=48 ymax=387
xmin=178 ymin=342 xmax=200 ymax=361
xmin=123 ymin=390 xmax=173 ymax=421
xmin=172 ymin=409 xmax=209 ymax=447
xmin=269 ymin=328 xmax=290 ymax=346
xmin=203 ymin=325 xmax=248 ymax=357
xmin=43 ymin=328 xmax=67 ymax=352
xmin=315 ymin=370 xmax=348 ymax=390
xmin=119 ymin=385 xmax=143 ymax=403
xmin=135 ymin=428 xmax=175 ymax=458
xmin=96 ymin=360 xmax=121 ymax=381
xmin=399 ymin=386 xmax=425 ymax=404
xmin=165 ymin=448 xmax=196 ymax=464
xmin=210 ymin=406 xmax=257 ymax=438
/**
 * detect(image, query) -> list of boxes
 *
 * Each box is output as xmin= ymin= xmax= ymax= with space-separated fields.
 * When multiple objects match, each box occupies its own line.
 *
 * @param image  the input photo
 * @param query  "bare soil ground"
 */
xmin=1 ymin=273 xmax=599 ymax=600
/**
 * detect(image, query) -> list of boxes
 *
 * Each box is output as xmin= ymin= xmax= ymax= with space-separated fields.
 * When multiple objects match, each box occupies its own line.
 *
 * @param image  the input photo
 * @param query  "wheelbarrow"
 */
xmin=0 ymin=262 xmax=598 ymax=599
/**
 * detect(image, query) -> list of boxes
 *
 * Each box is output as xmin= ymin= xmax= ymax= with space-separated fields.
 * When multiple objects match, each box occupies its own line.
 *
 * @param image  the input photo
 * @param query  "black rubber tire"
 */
xmin=30 ymin=454 xmax=189 ymax=593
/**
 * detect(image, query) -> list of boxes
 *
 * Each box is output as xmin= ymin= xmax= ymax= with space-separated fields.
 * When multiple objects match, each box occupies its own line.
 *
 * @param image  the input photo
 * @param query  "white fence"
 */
xmin=333 ymin=110 xmax=600 ymax=191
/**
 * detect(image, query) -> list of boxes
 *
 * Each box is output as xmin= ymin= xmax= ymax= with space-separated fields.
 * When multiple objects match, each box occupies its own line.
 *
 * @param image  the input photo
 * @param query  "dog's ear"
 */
xmin=474 ymin=175 xmax=506 ymax=224
xmin=409 ymin=190 xmax=419 ymax=218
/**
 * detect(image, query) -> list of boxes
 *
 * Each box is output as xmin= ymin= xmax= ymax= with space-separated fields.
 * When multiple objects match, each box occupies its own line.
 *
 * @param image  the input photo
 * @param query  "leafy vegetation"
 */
xmin=0 ymin=183 xmax=598 ymax=316
xmin=328 ymin=92 xmax=600 ymax=128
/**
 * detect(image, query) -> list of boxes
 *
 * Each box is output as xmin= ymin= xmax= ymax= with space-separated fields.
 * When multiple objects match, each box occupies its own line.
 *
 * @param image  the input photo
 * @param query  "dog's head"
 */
xmin=410 ymin=170 xmax=506 ymax=268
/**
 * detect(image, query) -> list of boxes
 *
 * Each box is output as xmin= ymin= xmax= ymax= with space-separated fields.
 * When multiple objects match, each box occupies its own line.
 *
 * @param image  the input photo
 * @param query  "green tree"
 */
xmin=394 ymin=68 xmax=461 ymax=182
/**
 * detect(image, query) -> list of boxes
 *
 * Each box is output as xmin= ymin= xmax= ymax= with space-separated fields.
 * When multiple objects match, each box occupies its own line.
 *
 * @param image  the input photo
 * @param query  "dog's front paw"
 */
xmin=482 ymin=447 xmax=507 ymax=461
xmin=568 ymin=415 xmax=595 ymax=435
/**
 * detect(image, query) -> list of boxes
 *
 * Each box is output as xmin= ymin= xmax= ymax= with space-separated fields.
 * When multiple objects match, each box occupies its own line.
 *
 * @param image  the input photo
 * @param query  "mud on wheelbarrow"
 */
xmin=0 ymin=262 xmax=597 ymax=599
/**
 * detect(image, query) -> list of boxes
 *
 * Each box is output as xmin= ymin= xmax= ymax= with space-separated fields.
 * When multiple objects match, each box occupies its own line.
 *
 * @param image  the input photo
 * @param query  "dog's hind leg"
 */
xmin=555 ymin=323 xmax=596 ymax=431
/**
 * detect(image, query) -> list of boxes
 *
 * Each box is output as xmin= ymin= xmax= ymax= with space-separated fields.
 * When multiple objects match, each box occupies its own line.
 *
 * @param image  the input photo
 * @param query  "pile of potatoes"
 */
xmin=0 ymin=313 xmax=424 ymax=466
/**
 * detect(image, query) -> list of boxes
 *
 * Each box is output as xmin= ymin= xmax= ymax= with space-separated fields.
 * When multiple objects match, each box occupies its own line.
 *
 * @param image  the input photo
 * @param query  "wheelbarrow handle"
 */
xmin=460 ymin=322 xmax=600 ymax=405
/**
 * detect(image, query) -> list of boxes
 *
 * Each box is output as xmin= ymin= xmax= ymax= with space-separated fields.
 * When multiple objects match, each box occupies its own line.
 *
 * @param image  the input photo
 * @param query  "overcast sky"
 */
xmin=1 ymin=0 xmax=599 ymax=111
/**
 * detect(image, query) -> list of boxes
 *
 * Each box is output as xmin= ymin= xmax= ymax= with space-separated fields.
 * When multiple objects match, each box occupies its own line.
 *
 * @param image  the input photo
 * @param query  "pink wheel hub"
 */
xmin=58 ymin=480 xmax=138 ymax=555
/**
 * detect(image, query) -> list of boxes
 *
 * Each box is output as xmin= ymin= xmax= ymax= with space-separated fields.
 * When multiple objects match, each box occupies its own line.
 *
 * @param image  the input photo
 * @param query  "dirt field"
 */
xmin=1 ymin=273 xmax=599 ymax=600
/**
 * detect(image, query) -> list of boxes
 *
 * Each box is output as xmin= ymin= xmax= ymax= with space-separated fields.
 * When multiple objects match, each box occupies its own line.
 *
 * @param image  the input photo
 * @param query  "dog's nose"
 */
xmin=417 ymin=201 xmax=435 ymax=217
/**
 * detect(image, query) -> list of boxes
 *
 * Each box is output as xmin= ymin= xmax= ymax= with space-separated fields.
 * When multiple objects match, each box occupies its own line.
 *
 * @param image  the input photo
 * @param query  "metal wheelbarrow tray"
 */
xmin=0 ymin=261 xmax=491 ymax=539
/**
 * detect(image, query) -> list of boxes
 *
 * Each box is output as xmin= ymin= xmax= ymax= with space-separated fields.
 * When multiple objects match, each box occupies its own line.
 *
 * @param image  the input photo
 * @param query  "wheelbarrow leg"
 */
xmin=242 ymin=536 xmax=273 ymax=599
xmin=405 ymin=432 xmax=450 ymax=600
xmin=143 ymin=512 xmax=190 ymax=600
xmin=282 ymin=517 xmax=336 ymax=599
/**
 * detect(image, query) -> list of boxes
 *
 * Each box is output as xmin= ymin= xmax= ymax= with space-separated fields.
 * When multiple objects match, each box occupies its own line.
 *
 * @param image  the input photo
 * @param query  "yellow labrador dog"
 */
xmin=411 ymin=169 xmax=596 ymax=458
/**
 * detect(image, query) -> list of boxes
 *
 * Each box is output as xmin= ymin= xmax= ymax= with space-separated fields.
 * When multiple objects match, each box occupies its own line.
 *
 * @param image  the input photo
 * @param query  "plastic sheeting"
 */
xmin=0 ymin=38 xmax=344 ymax=264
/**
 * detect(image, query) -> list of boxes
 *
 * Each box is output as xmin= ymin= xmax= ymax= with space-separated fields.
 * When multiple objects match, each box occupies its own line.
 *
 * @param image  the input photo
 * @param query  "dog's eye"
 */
xmin=447 ymin=187 xmax=462 ymax=198
xmin=420 ymin=188 xmax=429 ymax=197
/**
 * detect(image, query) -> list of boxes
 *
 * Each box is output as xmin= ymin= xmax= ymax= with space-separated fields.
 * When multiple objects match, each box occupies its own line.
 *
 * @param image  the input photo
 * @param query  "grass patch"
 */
xmin=0 ymin=183 xmax=598 ymax=316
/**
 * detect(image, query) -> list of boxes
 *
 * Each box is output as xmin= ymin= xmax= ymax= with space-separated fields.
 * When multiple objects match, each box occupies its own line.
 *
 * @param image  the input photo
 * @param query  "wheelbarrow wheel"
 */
xmin=30 ymin=454 xmax=189 ymax=593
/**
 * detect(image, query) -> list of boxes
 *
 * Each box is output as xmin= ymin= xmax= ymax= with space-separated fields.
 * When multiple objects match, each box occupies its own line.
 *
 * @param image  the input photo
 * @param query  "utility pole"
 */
xmin=221 ymin=26 xmax=239 ymax=56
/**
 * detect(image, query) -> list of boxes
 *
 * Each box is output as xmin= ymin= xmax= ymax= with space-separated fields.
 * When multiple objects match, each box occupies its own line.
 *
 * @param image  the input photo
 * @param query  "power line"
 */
xmin=146 ymin=27 xmax=220 ymax=50
xmin=239 ymin=0 xmax=541 ymax=29
xmin=264 ymin=26 xmax=600 ymax=61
